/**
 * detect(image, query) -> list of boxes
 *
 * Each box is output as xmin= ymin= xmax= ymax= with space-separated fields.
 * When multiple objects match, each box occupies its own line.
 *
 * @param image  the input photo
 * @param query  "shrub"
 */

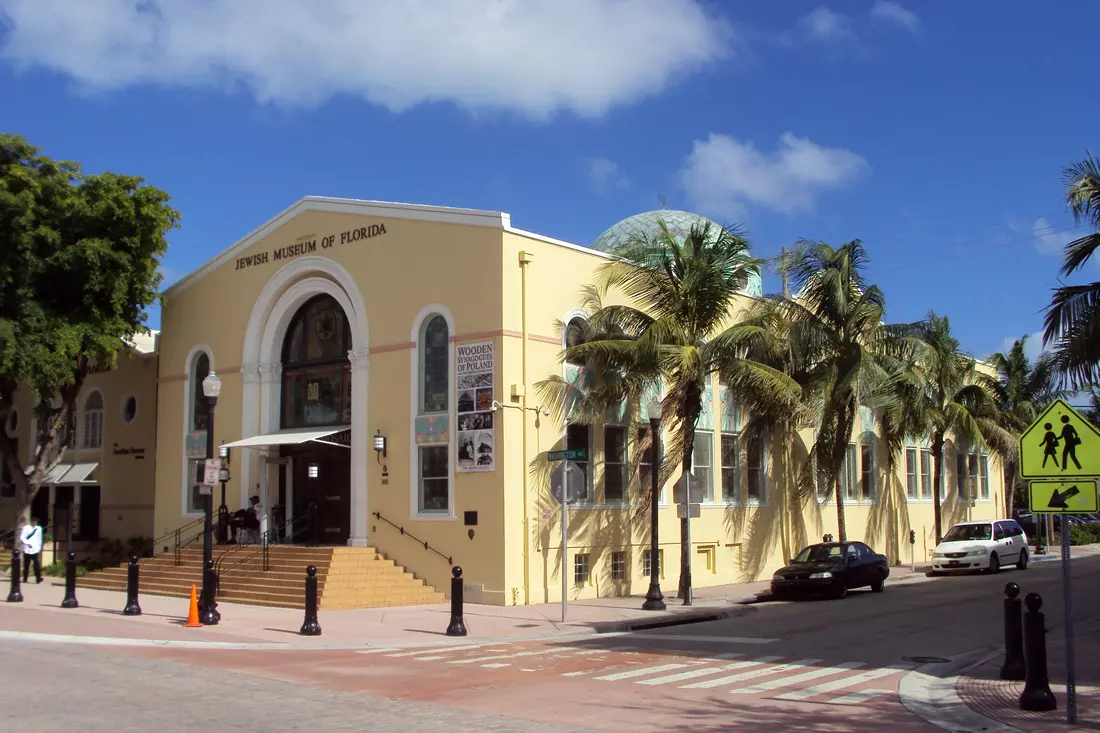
xmin=42 ymin=562 xmax=86 ymax=578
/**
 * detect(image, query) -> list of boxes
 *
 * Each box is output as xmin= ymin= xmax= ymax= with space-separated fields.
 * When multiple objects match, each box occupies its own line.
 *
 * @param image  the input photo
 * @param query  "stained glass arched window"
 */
xmin=420 ymin=315 xmax=449 ymax=414
xmin=281 ymin=295 xmax=352 ymax=429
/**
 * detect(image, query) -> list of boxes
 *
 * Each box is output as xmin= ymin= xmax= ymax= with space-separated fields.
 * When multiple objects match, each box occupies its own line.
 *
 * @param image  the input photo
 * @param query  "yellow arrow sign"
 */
xmin=1028 ymin=479 xmax=1099 ymax=514
xmin=1019 ymin=399 xmax=1100 ymax=480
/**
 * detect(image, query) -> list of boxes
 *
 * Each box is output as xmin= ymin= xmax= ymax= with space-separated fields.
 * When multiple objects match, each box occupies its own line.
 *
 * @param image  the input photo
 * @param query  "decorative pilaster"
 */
xmin=348 ymin=347 xmax=370 ymax=547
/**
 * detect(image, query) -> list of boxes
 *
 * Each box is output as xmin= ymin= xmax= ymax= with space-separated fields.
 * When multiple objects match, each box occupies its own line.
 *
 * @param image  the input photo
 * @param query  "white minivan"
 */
xmin=930 ymin=519 xmax=1029 ymax=574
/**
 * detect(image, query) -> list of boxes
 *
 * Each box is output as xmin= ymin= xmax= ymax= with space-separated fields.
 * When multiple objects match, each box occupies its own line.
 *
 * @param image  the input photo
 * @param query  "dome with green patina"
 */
xmin=591 ymin=210 xmax=762 ymax=297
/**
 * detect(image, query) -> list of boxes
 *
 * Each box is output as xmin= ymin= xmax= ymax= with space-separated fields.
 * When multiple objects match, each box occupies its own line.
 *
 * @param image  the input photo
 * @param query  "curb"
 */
xmin=591 ymin=604 xmax=755 ymax=633
xmin=898 ymin=647 xmax=1026 ymax=733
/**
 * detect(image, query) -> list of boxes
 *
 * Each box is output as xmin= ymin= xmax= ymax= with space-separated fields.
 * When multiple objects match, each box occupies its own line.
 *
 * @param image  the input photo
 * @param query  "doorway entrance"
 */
xmin=282 ymin=442 xmax=350 ymax=545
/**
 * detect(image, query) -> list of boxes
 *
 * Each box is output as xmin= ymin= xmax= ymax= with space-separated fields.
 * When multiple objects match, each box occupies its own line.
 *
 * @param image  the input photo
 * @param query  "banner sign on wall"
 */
xmin=456 ymin=341 xmax=495 ymax=472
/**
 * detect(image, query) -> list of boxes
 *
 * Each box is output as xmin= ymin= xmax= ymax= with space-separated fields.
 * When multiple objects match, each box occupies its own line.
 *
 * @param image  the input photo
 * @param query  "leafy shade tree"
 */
xmin=782 ymin=239 xmax=893 ymax=543
xmin=565 ymin=220 xmax=792 ymax=599
xmin=985 ymin=335 xmax=1067 ymax=517
xmin=1044 ymin=154 xmax=1100 ymax=388
xmin=0 ymin=133 xmax=179 ymax=537
xmin=910 ymin=313 xmax=1012 ymax=543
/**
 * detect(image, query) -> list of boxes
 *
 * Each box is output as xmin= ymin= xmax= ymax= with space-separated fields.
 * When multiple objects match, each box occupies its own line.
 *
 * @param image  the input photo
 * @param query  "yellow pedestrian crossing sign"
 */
xmin=1019 ymin=399 xmax=1100 ymax=480
xmin=1028 ymin=479 xmax=1099 ymax=514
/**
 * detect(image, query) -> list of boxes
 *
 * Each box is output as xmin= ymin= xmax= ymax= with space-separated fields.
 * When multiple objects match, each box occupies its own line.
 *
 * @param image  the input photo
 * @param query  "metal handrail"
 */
xmin=371 ymin=511 xmax=453 ymax=566
xmin=213 ymin=508 xmax=318 ymax=590
xmin=142 ymin=516 xmax=206 ymax=564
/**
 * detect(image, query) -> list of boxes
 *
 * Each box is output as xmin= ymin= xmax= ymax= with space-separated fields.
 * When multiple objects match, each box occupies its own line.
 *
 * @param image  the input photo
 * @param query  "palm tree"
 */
xmin=1085 ymin=388 xmax=1100 ymax=424
xmin=909 ymin=313 xmax=1013 ymax=543
xmin=565 ymin=219 xmax=793 ymax=599
xmin=985 ymin=335 xmax=1067 ymax=517
xmin=782 ymin=239 xmax=893 ymax=543
xmin=1044 ymin=154 xmax=1100 ymax=388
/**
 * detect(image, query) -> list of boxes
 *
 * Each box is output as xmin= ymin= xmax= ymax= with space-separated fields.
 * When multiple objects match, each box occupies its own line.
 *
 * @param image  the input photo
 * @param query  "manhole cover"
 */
xmin=902 ymin=655 xmax=950 ymax=664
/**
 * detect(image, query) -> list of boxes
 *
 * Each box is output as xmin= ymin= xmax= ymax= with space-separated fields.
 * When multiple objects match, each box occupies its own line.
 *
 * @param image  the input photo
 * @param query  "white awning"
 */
xmin=39 ymin=461 xmax=99 ymax=486
xmin=222 ymin=427 xmax=350 ymax=450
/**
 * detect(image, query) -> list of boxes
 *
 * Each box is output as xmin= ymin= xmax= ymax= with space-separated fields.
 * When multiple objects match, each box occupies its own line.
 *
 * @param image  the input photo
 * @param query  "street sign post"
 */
xmin=672 ymin=472 xmax=706 ymax=504
xmin=1018 ymin=399 xmax=1100 ymax=725
xmin=548 ymin=449 xmax=587 ymax=623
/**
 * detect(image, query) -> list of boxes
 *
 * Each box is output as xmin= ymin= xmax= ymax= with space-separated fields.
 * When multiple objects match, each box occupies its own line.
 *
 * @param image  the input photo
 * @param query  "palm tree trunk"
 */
xmin=677 ymin=417 xmax=697 ymax=601
xmin=932 ymin=431 xmax=945 ymax=544
xmin=834 ymin=474 xmax=847 ymax=542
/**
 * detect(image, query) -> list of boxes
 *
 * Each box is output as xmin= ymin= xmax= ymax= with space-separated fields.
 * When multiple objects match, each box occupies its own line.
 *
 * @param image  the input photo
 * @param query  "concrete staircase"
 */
xmin=73 ymin=545 xmax=445 ymax=609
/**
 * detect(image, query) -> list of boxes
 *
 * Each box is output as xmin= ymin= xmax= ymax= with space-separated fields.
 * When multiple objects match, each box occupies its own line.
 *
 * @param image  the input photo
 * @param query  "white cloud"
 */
xmin=870 ymin=1 xmax=920 ymax=33
xmin=997 ymin=331 xmax=1048 ymax=365
xmin=0 ymin=0 xmax=734 ymax=119
xmin=586 ymin=158 xmax=630 ymax=195
xmin=1033 ymin=217 xmax=1077 ymax=255
xmin=679 ymin=132 xmax=869 ymax=217
xmin=799 ymin=7 xmax=854 ymax=43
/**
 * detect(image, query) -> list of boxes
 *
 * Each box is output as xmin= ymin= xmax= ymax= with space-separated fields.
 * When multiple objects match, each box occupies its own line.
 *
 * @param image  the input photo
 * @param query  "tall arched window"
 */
xmin=191 ymin=353 xmax=210 ymax=432
xmin=281 ymin=295 xmax=352 ymax=429
xmin=415 ymin=311 xmax=451 ymax=515
xmin=420 ymin=315 xmax=449 ymax=414
xmin=81 ymin=391 xmax=104 ymax=449
xmin=565 ymin=317 xmax=587 ymax=366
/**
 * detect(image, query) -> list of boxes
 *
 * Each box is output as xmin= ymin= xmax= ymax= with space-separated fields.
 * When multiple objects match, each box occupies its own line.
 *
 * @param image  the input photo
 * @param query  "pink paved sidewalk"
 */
xmin=957 ymin=620 xmax=1100 ymax=732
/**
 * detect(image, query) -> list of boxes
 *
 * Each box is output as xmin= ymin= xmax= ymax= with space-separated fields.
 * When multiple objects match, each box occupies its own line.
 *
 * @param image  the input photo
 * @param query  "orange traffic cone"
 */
xmin=185 ymin=584 xmax=202 ymax=627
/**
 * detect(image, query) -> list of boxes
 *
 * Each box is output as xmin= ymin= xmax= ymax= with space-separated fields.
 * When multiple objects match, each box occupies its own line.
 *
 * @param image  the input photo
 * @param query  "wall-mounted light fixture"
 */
xmin=373 ymin=430 xmax=387 ymax=463
xmin=491 ymin=399 xmax=550 ymax=417
xmin=307 ymin=463 xmax=319 ymax=479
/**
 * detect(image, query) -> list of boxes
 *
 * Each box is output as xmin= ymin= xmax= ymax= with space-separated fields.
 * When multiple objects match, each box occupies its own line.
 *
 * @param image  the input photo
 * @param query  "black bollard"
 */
xmin=1000 ymin=582 xmax=1025 ymax=680
xmin=1019 ymin=592 xmax=1057 ymax=711
xmin=445 ymin=566 xmax=468 ymax=637
xmin=199 ymin=559 xmax=219 ymax=625
xmin=123 ymin=554 xmax=142 ymax=616
xmin=6 ymin=550 xmax=22 ymax=603
xmin=60 ymin=551 xmax=79 ymax=608
xmin=300 ymin=564 xmax=322 ymax=636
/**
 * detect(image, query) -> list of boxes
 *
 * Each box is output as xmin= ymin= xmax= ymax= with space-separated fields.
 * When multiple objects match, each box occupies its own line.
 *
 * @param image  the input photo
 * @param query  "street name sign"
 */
xmin=1019 ymin=399 xmax=1100 ymax=480
xmin=548 ymin=448 xmax=586 ymax=462
xmin=1028 ymin=479 xmax=1099 ymax=514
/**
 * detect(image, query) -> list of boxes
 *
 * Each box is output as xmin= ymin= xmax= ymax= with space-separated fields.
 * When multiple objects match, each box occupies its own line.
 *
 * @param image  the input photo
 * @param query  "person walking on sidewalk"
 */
xmin=20 ymin=516 xmax=43 ymax=584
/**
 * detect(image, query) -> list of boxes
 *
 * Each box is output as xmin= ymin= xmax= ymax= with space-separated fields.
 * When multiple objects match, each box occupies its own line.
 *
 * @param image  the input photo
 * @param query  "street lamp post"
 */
xmin=642 ymin=398 xmax=666 ymax=611
xmin=216 ymin=444 xmax=230 ymax=545
xmin=199 ymin=371 xmax=221 ymax=625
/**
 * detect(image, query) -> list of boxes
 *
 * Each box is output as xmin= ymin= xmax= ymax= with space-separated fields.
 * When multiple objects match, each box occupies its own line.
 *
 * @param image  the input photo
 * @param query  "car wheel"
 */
xmin=870 ymin=571 xmax=885 ymax=593
xmin=831 ymin=577 xmax=848 ymax=600
xmin=988 ymin=553 xmax=1000 ymax=574
xmin=927 ymin=570 xmax=941 ymax=577
xmin=1017 ymin=549 xmax=1028 ymax=570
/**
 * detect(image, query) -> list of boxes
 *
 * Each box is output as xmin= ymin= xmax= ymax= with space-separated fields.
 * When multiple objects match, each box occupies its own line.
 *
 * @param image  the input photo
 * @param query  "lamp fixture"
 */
xmin=647 ymin=397 xmax=662 ymax=422
xmin=218 ymin=443 xmax=229 ymax=460
xmin=307 ymin=463 xmax=319 ymax=479
xmin=202 ymin=370 xmax=222 ymax=399
xmin=373 ymin=430 xmax=387 ymax=462
xmin=492 ymin=399 xmax=550 ymax=417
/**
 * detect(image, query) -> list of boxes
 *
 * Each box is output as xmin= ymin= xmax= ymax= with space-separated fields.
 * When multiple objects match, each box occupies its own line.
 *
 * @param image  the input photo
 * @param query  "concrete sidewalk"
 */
xmin=0 ymin=565 xmax=935 ymax=647
xmin=957 ymin=618 xmax=1100 ymax=732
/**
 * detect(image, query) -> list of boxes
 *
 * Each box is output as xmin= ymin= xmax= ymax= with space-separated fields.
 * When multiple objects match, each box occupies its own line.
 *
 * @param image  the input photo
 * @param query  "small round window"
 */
xmin=122 ymin=396 xmax=138 ymax=424
xmin=5 ymin=409 xmax=18 ymax=436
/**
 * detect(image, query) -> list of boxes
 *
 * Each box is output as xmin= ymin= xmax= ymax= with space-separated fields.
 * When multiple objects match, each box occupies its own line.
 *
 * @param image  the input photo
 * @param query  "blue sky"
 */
xmin=1 ymin=0 xmax=1096 ymax=361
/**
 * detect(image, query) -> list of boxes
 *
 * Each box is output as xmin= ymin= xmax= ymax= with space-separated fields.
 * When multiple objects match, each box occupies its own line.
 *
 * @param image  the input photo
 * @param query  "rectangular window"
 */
xmin=418 ymin=446 xmax=449 ymax=513
xmin=905 ymin=448 xmax=918 ymax=499
xmin=841 ymin=443 xmax=858 ymax=500
xmin=980 ymin=454 xmax=990 ymax=500
xmin=692 ymin=430 xmax=714 ymax=503
xmin=747 ymin=436 xmax=765 ymax=502
xmin=637 ymin=428 xmax=655 ymax=499
xmin=82 ymin=410 xmax=103 ymax=449
xmin=642 ymin=548 xmax=664 ymax=578
xmin=574 ymin=553 xmax=590 ymax=586
xmin=603 ymin=425 xmax=627 ymax=504
xmin=721 ymin=433 xmax=739 ymax=503
xmin=860 ymin=441 xmax=874 ymax=501
xmin=920 ymin=449 xmax=932 ymax=499
xmin=957 ymin=452 xmax=968 ymax=499
xmin=968 ymin=453 xmax=979 ymax=502
xmin=566 ymin=424 xmax=591 ymax=503
xmin=610 ymin=551 xmax=625 ymax=581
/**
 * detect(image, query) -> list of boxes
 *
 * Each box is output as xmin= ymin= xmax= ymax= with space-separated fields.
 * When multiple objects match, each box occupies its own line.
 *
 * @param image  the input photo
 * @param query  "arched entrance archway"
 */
xmin=238 ymin=256 xmax=370 ymax=547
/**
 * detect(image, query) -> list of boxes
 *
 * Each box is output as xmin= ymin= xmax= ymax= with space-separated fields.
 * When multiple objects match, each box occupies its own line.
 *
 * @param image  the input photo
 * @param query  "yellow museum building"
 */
xmin=4 ymin=197 xmax=1005 ymax=606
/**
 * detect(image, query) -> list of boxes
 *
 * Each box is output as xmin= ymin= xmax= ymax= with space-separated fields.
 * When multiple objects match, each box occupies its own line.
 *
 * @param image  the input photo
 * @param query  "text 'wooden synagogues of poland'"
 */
xmin=150 ymin=196 xmax=1005 ymax=606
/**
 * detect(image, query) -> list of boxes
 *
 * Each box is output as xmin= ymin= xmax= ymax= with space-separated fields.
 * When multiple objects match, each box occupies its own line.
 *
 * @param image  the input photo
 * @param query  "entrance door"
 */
xmin=284 ymin=443 xmax=350 ymax=545
xmin=78 ymin=486 xmax=101 ymax=541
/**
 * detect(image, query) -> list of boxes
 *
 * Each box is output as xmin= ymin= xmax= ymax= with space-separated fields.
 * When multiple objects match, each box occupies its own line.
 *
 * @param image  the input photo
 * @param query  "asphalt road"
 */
xmin=636 ymin=553 xmax=1100 ymax=669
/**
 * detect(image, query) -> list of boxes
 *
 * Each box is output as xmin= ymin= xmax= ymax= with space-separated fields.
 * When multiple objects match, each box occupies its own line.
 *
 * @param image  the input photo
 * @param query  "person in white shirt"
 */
xmin=19 ymin=516 xmax=43 ymax=584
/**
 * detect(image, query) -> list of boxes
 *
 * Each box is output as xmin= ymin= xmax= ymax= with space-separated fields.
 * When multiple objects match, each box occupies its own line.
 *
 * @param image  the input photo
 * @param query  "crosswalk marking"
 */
xmin=828 ymin=688 xmax=895 ymax=706
xmin=415 ymin=648 xmax=509 ymax=661
xmin=681 ymin=659 xmax=823 ymax=689
xmin=729 ymin=661 xmax=866 ymax=695
xmin=636 ymin=656 xmax=782 ymax=686
xmin=386 ymin=644 xmax=487 ymax=658
xmin=450 ymin=648 xmax=570 ymax=665
xmin=594 ymin=663 xmax=694 ymax=681
xmin=774 ymin=663 xmax=912 ymax=701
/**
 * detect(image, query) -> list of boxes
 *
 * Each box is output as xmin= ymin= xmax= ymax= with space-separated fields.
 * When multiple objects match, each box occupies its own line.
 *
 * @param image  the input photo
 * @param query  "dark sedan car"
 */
xmin=770 ymin=541 xmax=889 ymax=600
